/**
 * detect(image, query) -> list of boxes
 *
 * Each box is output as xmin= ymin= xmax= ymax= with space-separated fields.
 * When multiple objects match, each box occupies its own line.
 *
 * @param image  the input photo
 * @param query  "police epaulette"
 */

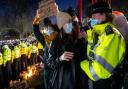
xmin=105 ymin=25 xmax=114 ymax=35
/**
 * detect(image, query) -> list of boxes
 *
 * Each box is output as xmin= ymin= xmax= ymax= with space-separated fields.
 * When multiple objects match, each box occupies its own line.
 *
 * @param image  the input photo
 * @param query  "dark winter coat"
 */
xmin=47 ymin=34 xmax=87 ymax=89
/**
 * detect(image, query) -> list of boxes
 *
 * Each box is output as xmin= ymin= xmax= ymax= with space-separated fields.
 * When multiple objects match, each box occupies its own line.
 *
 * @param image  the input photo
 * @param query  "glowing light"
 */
xmin=20 ymin=66 xmax=37 ymax=80
xmin=27 ymin=70 xmax=33 ymax=78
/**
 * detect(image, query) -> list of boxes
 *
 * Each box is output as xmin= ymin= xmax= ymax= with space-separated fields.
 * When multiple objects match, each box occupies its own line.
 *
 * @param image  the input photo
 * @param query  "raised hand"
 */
xmin=33 ymin=10 xmax=42 ymax=24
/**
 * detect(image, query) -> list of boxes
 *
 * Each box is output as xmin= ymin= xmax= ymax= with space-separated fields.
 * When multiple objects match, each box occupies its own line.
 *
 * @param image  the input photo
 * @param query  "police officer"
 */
xmin=11 ymin=43 xmax=21 ymax=80
xmin=30 ymin=41 xmax=38 ymax=65
xmin=2 ymin=45 xmax=12 ymax=87
xmin=80 ymin=1 xmax=126 ymax=89
xmin=20 ymin=41 xmax=28 ymax=71
xmin=33 ymin=10 xmax=59 ymax=89
xmin=0 ymin=52 xmax=4 ymax=88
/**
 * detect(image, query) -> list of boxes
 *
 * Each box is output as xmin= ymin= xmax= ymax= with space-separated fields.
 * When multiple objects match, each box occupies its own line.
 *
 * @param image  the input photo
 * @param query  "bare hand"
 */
xmin=51 ymin=3 xmax=59 ymax=16
xmin=60 ymin=51 xmax=74 ymax=61
xmin=78 ymin=31 xmax=87 ymax=39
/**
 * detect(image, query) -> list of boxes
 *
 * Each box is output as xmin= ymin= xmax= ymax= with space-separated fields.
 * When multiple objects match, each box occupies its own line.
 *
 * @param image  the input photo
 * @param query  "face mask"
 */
xmin=63 ymin=23 xmax=73 ymax=34
xmin=90 ymin=19 xmax=100 ymax=27
xmin=44 ymin=26 xmax=54 ymax=36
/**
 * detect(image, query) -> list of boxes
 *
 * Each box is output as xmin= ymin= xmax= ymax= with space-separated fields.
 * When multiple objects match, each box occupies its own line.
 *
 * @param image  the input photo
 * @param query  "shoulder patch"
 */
xmin=105 ymin=25 xmax=114 ymax=35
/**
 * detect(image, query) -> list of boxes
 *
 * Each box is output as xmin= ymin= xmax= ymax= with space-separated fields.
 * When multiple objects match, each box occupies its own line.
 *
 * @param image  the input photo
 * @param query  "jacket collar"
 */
xmin=92 ymin=22 xmax=113 ymax=35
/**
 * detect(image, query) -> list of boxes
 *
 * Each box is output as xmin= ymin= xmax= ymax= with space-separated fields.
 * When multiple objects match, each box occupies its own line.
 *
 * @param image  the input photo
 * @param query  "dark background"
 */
xmin=0 ymin=0 xmax=127 ymax=38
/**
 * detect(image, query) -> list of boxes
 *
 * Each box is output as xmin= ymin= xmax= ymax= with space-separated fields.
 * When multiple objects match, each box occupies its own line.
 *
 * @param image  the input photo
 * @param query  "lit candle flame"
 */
xmin=27 ymin=70 xmax=33 ymax=78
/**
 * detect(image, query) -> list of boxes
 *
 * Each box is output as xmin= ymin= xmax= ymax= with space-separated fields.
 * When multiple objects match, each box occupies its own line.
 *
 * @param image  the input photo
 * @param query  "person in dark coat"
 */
xmin=47 ymin=10 xmax=88 ymax=89
xmin=33 ymin=10 xmax=59 ymax=89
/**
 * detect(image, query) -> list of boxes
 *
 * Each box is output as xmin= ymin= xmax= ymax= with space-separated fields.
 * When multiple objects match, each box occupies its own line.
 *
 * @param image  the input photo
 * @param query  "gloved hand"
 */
xmin=60 ymin=51 xmax=74 ymax=61
xmin=33 ymin=10 xmax=41 ymax=24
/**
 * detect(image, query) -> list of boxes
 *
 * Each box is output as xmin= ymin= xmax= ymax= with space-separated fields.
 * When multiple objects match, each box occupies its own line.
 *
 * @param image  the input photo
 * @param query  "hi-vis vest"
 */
xmin=12 ymin=46 xmax=20 ymax=62
xmin=0 ymin=52 xmax=3 ymax=65
xmin=3 ymin=45 xmax=11 ymax=65
xmin=27 ymin=44 xmax=32 ymax=59
xmin=31 ymin=45 xmax=38 ymax=54
xmin=14 ymin=46 xmax=20 ymax=59
xmin=20 ymin=42 xmax=27 ymax=55
xmin=28 ymin=44 xmax=38 ymax=59
xmin=37 ymin=42 xmax=44 ymax=50
xmin=81 ymin=22 xmax=126 ymax=81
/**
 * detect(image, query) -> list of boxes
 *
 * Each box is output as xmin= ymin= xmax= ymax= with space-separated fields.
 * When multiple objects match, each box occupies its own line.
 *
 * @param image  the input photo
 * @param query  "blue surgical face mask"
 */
xmin=44 ymin=26 xmax=54 ymax=36
xmin=90 ymin=19 xmax=99 ymax=27
xmin=63 ymin=23 xmax=73 ymax=34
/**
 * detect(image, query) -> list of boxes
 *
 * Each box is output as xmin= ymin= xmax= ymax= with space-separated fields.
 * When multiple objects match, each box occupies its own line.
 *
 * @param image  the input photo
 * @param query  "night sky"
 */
xmin=33 ymin=0 xmax=77 ymax=16
xmin=0 ymin=0 xmax=127 ymax=36
xmin=0 ymin=0 xmax=77 ymax=17
xmin=0 ymin=0 xmax=77 ymax=36
xmin=56 ymin=0 xmax=76 ymax=10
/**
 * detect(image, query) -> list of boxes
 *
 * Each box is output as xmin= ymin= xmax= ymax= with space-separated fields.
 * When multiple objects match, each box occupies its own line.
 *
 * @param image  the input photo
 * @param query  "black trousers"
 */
xmin=12 ymin=58 xmax=20 ymax=80
xmin=91 ymin=75 xmax=123 ymax=89
xmin=17 ymin=58 xmax=21 ymax=74
xmin=124 ymin=73 xmax=128 ymax=89
xmin=29 ymin=53 xmax=37 ymax=65
xmin=21 ymin=54 xmax=27 ymax=71
xmin=0 ymin=65 xmax=4 ymax=89
xmin=81 ymin=70 xmax=123 ymax=89
xmin=38 ymin=49 xmax=44 ymax=63
xmin=123 ymin=45 xmax=128 ymax=89
xmin=3 ymin=61 xmax=12 ymax=88
xmin=32 ymin=53 xmax=37 ymax=65
xmin=38 ymin=49 xmax=44 ymax=56
xmin=92 ymin=79 xmax=112 ymax=89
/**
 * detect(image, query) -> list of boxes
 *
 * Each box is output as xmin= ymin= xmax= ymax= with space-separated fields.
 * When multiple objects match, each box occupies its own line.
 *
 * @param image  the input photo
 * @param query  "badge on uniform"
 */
xmin=105 ymin=25 xmax=114 ymax=35
xmin=89 ymin=51 xmax=94 ymax=59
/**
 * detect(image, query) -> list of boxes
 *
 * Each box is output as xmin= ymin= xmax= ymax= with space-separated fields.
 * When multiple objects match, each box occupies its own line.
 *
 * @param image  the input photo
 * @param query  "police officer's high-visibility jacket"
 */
xmin=37 ymin=42 xmax=44 ymax=50
xmin=3 ymin=45 xmax=11 ymax=65
xmin=27 ymin=44 xmax=32 ymax=59
xmin=31 ymin=44 xmax=38 ymax=54
xmin=37 ymin=42 xmax=44 ymax=56
xmin=12 ymin=46 xmax=21 ymax=63
xmin=11 ymin=48 xmax=15 ymax=63
xmin=14 ymin=46 xmax=21 ymax=59
xmin=80 ymin=22 xmax=126 ymax=81
xmin=0 ymin=52 xmax=3 ymax=65
xmin=28 ymin=44 xmax=38 ymax=59
xmin=20 ymin=42 xmax=27 ymax=56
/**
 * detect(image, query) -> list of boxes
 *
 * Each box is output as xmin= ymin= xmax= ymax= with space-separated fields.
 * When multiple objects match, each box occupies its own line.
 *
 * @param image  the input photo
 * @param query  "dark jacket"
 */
xmin=33 ymin=24 xmax=52 ymax=89
xmin=47 ymin=34 xmax=87 ymax=89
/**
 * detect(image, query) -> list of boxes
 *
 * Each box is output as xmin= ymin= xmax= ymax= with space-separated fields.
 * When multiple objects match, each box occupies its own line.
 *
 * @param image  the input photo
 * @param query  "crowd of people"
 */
xmin=33 ymin=1 xmax=128 ymax=89
xmin=0 ymin=39 xmax=44 ymax=88
xmin=0 ymin=1 xmax=127 ymax=89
